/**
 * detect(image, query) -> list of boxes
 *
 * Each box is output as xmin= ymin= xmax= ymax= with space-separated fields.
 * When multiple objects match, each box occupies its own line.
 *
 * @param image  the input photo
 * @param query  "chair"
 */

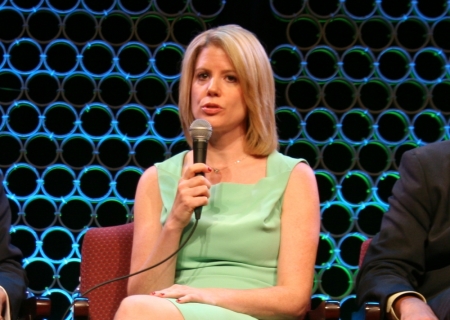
xmin=74 ymin=223 xmax=134 ymax=320
xmin=358 ymin=239 xmax=381 ymax=320
xmin=73 ymin=223 xmax=340 ymax=320
xmin=19 ymin=295 xmax=51 ymax=320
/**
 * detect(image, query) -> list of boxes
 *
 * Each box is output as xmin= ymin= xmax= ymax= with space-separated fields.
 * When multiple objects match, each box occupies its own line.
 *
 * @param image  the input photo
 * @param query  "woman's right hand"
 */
xmin=166 ymin=163 xmax=212 ymax=229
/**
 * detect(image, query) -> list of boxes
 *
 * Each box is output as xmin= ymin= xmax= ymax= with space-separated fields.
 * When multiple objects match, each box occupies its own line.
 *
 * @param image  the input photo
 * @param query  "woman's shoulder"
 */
xmin=269 ymin=150 xmax=307 ymax=164
xmin=155 ymin=150 xmax=189 ymax=174
xmin=267 ymin=151 xmax=308 ymax=175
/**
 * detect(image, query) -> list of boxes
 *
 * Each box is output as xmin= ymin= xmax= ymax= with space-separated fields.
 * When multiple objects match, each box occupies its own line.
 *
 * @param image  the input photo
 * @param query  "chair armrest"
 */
xmin=19 ymin=296 xmax=51 ymax=320
xmin=365 ymin=302 xmax=381 ymax=320
xmin=306 ymin=300 xmax=340 ymax=320
xmin=73 ymin=297 xmax=89 ymax=320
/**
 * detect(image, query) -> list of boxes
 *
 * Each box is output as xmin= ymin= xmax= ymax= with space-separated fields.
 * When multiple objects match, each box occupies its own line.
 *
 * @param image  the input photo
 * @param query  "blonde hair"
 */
xmin=178 ymin=24 xmax=278 ymax=156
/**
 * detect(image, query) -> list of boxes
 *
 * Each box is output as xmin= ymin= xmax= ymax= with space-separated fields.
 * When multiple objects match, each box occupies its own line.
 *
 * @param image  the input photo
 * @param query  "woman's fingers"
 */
xmin=168 ymin=164 xmax=212 ymax=228
xmin=178 ymin=180 xmax=210 ymax=202
xmin=151 ymin=284 xmax=185 ymax=298
xmin=180 ymin=174 xmax=211 ymax=190
xmin=182 ymin=163 xmax=212 ymax=180
xmin=151 ymin=285 xmax=214 ymax=305
xmin=151 ymin=285 xmax=200 ymax=304
xmin=178 ymin=169 xmax=211 ymax=208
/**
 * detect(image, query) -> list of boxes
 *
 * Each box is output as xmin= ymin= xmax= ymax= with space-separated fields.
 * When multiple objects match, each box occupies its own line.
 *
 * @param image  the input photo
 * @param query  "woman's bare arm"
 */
xmin=127 ymin=162 xmax=212 ymax=295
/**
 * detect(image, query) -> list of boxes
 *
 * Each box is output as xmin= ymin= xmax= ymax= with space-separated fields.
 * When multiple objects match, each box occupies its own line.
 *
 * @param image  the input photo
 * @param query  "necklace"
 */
xmin=209 ymin=155 xmax=248 ymax=173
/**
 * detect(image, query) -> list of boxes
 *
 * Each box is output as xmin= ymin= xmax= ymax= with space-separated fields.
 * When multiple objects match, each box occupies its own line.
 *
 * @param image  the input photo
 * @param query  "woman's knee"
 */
xmin=114 ymin=295 xmax=184 ymax=319
xmin=115 ymin=296 xmax=137 ymax=318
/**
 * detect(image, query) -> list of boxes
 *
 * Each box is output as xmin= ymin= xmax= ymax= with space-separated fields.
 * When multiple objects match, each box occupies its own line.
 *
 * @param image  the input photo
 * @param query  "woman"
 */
xmin=114 ymin=24 xmax=320 ymax=320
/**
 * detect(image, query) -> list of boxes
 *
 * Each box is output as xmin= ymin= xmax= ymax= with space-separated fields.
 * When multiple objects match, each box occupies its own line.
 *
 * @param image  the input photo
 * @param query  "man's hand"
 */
xmin=0 ymin=288 xmax=6 ymax=320
xmin=393 ymin=295 xmax=438 ymax=320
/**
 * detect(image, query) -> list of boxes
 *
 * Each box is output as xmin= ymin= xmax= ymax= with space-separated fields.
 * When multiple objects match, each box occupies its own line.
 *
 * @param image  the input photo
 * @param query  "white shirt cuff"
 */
xmin=386 ymin=291 xmax=426 ymax=320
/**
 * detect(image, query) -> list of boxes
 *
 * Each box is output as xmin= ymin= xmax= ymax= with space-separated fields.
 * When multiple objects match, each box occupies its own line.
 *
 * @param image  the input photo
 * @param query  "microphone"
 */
xmin=189 ymin=119 xmax=212 ymax=220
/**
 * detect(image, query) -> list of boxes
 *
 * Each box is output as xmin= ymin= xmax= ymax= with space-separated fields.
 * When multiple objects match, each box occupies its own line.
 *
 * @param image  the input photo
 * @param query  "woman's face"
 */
xmin=190 ymin=45 xmax=247 ymax=137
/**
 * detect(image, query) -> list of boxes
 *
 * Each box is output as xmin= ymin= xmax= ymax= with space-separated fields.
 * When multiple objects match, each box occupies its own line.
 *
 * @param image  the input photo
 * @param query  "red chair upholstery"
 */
xmin=359 ymin=238 xmax=372 ymax=269
xmin=74 ymin=222 xmax=340 ymax=320
xmin=77 ymin=223 xmax=134 ymax=320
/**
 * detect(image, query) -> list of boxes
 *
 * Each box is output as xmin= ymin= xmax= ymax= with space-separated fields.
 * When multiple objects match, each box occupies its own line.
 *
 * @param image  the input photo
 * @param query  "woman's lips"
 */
xmin=201 ymin=104 xmax=222 ymax=115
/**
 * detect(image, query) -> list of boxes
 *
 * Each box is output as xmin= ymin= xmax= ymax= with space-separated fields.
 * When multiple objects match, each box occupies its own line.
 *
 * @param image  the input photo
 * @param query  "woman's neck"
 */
xmin=206 ymin=135 xmax=247 ymax=168
xmin=184 ymin=135 xmax=267 ymax=185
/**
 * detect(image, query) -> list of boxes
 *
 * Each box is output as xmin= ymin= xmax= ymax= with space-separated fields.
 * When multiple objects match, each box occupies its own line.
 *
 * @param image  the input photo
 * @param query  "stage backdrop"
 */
xmin=0 ymin=0 xmax=449 ymax=318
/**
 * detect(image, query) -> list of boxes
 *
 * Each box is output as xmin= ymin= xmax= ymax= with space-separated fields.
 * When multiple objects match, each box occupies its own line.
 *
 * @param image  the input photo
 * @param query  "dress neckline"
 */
xmin=179 ymin=150 xmax=274 ymax=186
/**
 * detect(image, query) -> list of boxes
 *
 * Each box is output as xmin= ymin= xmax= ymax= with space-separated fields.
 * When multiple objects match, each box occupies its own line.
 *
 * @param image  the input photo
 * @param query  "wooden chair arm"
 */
xmin=365 ymin=302 xmax=381 ymax=320
xmin=73 ymin=297 xmax=90 ymax=320
xmin=19 ymin=296 xmax=51 ymax=320
xmin=306 ymin=300 xmax=340 ymax=320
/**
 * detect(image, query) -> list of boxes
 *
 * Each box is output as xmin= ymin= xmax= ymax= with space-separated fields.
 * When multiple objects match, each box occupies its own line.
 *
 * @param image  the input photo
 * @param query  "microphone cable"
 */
xmin=60 ymin=218 xmax=199 ymax=320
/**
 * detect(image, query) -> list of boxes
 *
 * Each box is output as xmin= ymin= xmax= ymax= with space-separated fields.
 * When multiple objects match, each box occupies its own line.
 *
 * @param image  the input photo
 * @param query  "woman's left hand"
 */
xmin=151 ymin=284 xmax=217 ymax=305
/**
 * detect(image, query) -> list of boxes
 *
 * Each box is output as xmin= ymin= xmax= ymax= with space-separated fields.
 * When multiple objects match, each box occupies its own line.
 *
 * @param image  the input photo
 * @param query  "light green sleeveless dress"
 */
xmin=155 ymin=151 xmax=306 ymax=320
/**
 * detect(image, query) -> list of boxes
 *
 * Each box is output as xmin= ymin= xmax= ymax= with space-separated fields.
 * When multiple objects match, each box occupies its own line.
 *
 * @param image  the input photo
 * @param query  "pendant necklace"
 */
xmin=210 ymin=155 xmax=248 ymax=173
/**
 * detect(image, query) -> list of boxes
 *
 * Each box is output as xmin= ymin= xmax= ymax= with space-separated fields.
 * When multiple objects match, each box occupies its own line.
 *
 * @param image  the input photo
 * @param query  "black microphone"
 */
xmin=189 ymin=119 xmax=212 ymax=220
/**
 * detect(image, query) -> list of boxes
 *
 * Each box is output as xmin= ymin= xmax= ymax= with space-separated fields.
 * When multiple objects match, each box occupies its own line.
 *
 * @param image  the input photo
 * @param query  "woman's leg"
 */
xmin=114 ymin=295 xmax=184 ymax=320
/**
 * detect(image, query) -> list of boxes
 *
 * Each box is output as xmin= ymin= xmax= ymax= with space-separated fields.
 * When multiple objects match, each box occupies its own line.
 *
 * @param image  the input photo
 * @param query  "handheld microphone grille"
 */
xmin=189 ymin=119 xmax=212 ymax=140
xmin=189 ymin=119 xmax=212 ymax=220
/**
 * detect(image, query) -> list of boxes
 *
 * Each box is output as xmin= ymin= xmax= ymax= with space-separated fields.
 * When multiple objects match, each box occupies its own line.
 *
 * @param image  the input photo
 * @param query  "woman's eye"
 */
xmin=197 ymin=73 xmax=208 ymax=80
xmin=226 ymin=75 xmax=237 ymax=82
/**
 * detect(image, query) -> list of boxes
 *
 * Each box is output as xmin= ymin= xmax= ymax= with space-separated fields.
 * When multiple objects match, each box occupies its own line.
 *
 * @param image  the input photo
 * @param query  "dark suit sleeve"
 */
xmin=356 ymin=146 xmax=440 ymax=318
xmin=0 ymin=179 xmax=27 ymax=320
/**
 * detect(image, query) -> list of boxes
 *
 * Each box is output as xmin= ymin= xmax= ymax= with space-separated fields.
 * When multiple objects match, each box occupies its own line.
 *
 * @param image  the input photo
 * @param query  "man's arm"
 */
xmin=356 ymin=146 xmax=443 ymax=317
xmin=0 ymin=179 xmax=27 ymax=320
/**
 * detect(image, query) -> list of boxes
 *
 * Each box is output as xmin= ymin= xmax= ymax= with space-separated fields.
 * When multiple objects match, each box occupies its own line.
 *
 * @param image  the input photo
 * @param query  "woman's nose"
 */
xmin=207 ymin=78 xmax=220 ymax=96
